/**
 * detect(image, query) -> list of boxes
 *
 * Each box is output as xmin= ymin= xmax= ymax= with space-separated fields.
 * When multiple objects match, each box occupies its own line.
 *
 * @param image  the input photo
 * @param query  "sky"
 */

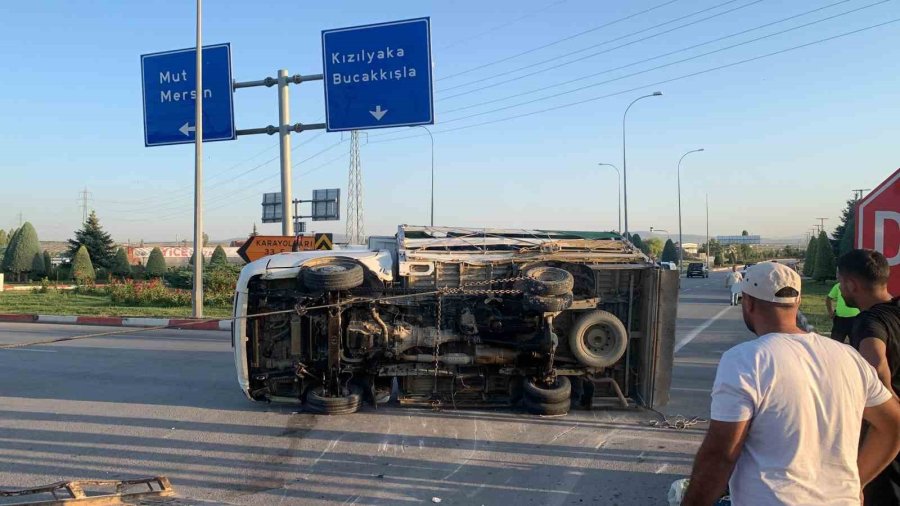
xmin=0 ymin=0 xmax=898 ymax=244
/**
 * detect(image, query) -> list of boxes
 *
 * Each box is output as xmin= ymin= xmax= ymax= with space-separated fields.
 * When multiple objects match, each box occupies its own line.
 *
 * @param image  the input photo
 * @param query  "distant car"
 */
xmin=686 ymin=262 xmax=709 ymax=278
xmin=658 ymin=261 xmax=678 ymax=271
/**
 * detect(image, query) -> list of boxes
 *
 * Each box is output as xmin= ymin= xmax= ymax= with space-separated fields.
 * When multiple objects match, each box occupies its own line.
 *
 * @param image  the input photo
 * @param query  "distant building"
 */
xmin=681 ymin=242 xmax=699 ymax=255
xmin=126 ymin=246 xmax=243 ymax=266
xmin=717 ymin=235 xmax=761 ymax=245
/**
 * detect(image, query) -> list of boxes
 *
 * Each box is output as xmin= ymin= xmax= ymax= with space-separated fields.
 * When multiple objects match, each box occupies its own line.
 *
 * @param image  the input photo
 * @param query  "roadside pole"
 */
xmin=278 ymin=70 xmax=294 ymax=236
xmin=706 ymin=193 xmax=710 ymax=267
xmin=192 ymin=0 xmax=204 ymax=318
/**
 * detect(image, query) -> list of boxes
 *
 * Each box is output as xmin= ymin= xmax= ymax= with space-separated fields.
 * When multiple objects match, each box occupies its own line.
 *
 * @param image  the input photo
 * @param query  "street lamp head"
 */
xmin=697 ymin=148 xmax=705 ymax=152
xmin=652 ymin=91 xmax=662 ymax=96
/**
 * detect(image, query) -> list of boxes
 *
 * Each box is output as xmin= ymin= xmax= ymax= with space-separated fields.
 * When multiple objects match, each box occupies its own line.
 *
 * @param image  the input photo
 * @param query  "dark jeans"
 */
xmin=831 ymin=315 xmax=857 ymax=343
xmin=864 ymin=457 xmax=900 ymax=506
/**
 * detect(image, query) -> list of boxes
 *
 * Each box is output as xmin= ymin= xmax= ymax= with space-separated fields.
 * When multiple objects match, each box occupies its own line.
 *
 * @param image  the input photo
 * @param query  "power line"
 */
xmin=368 ymin=17 xmax=900 ymax=145
xmin=78 ymin=187 xmax=93 ymax=223
xmin=437 ymin=0 xmax=889 ymax=124
xmin=437 ymin=0 xmax=569 ymax=50
xmin=437 ymin=0 xmax=682 ymax=81
xmin=439 ymin=0 xmax=859 ymax=107
xmin=438 ymin=0 xmax=758 ymax=93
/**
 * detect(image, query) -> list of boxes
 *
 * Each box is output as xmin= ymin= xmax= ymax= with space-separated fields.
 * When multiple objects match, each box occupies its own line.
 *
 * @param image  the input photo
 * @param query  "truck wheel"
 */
xmin=302 ymin=258 xmax=364 ymax=292
xmin=524 ymin=396 xmax=570 ymax=416
xmin=568 ymin=310 xmax=628 ymax=368
xmin=306 ymin=386 xmax=362 ymax=415
xmin=524 ymin=293 xmax=573 ymax=313
xmin=524 ymin=376 xmax=571 ymax=404
xmin=522 ymin=266 xmax=574 ymax=296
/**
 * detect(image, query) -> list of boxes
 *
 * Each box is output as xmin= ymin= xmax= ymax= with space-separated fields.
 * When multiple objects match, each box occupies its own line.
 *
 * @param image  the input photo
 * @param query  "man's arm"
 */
xmin=682 ymin=420 xmax=750 ymax=506
xmin=826 ymin=297 xmax=835 ymax=319
xmin=859 ymin=399 xmax=900 ymax=486
xmin=859 ymin=337 xmax=897 ymax=398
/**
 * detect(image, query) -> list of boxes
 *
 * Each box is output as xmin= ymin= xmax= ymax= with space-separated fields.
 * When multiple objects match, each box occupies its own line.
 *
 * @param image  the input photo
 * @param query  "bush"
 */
xmin=803 ymin=237 xmax=817 ymax=277
xmin=130 ymin=264 xmax=146 ymax=280
xmin=71 ymin=245 xmax=95 ymax=285
xmin=112 ymin=248 xmax=131 ymax=279
xmin=4 ymin=222 xmax=40 ymax=281
xmin=96 ymin=268 xmax=110 ymax=283
xmin=210 ymin=245 xmax=228 ymax=267
xmin=146 ymin=247 xmax=167 ymax=278
xmin=165 ymin=267 xmax=194 ymax=290
xmin=107 ymin=279 xmax=191 ymax=307
xmin=31 ymin=252 xmax=45 ymax=278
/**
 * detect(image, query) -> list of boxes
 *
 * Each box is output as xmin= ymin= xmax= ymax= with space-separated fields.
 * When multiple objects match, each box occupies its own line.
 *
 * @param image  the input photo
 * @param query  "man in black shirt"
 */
xmin=838 ymin=249 xmax=900 ymax=505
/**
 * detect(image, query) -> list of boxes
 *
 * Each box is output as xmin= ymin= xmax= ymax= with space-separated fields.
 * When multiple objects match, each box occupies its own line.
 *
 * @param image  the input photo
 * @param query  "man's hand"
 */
xmin=682 ymin=420 xmax=750 ymax=506
xmin=859 ymin=398 xmax=900 ymax=486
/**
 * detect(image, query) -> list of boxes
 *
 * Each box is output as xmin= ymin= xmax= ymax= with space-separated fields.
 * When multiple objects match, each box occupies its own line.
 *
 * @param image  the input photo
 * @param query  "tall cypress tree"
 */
xmin=146 ymin=247 xmax=167 ymax=278
xmin=630 ymin=234 xmax=646 ymax=254
xmin=210 ymin=245 xmax=228 ymax=267
xmin=832 ymin=199 xmax=857 ymax=257
xmin=803 ymin=237 xmax=817 ymax=277
xmin=67 ymin=211 xmax=116 ymax=269
xmin=112 ymin=248 xmax=132 ymax=279
xmin=42 ymin=251 xmax=52 ymax=276
xmin=31 ymin=252 xmax=45 ymax=278
xmin=661 ymin=239 xmax=678 ymax=264
xmin=71 ymin=245 xmax=95 ymax=284
xmin=4 ymin=223 xmax=40 ymax=282
xmin=813 ymin=231 xmax=837 ymax=282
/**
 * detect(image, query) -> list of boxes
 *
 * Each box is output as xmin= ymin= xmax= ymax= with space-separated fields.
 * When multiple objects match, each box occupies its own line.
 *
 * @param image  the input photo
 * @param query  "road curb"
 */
xmin=0 ymin=314 xmax=230 ymax=332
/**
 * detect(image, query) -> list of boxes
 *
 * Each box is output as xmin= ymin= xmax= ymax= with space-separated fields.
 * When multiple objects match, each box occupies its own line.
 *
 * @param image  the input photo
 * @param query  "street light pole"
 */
xmin=192 ymin=0 xmax=204 ymax=318
xmin=416 ymin=126 xmax=435 ymax=227
xmin=598 ymin=163 xmax=621 ymax=233
xmin=677 ymin=148 xmax=704 ymax=276
xmin=622 ymin=91 xmax=662 ymax=238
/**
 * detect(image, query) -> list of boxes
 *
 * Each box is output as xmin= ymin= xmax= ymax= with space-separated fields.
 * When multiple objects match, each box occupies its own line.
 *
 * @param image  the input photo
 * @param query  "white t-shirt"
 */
xmin=711 ymin=332 xmax=892 ymax=506
xmin=726 ymin=271 xmax=743 ymax=287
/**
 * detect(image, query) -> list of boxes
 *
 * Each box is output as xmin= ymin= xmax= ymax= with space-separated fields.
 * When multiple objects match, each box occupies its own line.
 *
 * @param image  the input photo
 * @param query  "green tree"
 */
xmin=188 ymin=250 xmax=205 ymax=266
xmin=644 ymin=237 xmax=664 ymax=258
xmin=741 ymin=230 xmax=749 ymax=236
xmin=813 ymin=231 xmax=837 ymax=282
xmin=42 ymin=250 xmax=52 ymax=276
xmin=31 ymin=252 xmax=45 ymax=278
xmin=112 ymin=247 xmax=131 ymax=279
xmin=0 ymin=229 xmax=7 ymax=246
xmin=0 ymin=227 xmax=20 ymax=273
xmin=210 ymin=245 xmax=228 ymax=267
xmin=802 ymin=237 xmax=818 ymax=277
xmin=714 ymin=252 xmax=724 ymax=267
xmin=832 ymin=199 xmax=857 ymax=258
xmin=146 ymin=247 xmax=167 ymax=278
xmin=202 ymin=232 xmax=210 ymax=247
xmin=71 ymin=245 xmax=95 ymax=284
xmin=3 ymin=222 xmax=40 ymax=282
xmin=661 ymin=239 xmax=678 ymax=264
xmin=66 ymin=211 xmax=116 ymax=269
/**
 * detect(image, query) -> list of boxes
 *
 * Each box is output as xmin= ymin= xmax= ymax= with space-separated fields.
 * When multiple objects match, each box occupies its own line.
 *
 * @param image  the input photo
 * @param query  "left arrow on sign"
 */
xmin=179 ymin=122 xmax=197 ymax=136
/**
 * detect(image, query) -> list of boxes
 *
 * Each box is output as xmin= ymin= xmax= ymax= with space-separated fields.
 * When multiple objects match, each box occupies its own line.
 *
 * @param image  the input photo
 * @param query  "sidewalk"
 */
xmin=0 ymin=313 xmax=231 ymax=331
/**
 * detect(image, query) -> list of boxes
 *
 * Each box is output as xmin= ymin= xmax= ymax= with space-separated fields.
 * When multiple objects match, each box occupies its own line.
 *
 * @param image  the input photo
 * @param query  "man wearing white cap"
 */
xmin=683 ymin=262 xmax=900 ymax=505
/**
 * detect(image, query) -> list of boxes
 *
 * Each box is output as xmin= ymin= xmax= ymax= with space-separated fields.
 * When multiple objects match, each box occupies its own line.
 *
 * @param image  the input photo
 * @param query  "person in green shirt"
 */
xmin=827 ymin=282 xmax=861 ymax=343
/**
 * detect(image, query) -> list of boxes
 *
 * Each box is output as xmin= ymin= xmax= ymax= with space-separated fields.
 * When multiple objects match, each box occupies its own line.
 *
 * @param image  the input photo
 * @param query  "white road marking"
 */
xmin=1 ymin=348 xmax=56 ymax=353
xmin=674 ymin=306 xmax=734 ymax=353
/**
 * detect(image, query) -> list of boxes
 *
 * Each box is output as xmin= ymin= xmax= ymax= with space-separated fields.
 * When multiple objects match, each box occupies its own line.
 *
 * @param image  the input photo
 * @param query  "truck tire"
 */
xmin=523 ymin=266 xmax=574 ymax=296
xmin=302 ymin=258 xmax=364 ymax=292
xmin=524 ymin=376 xmax=571 ymax=404
xmin=306 ymin=386 xmax=362 ymax=415
xmin=524 ymin=292 xmax=573 ymax=313
xmin=568 ymin=310 xmax=628 ymax=368
xmin=524 ymin=396 xmax=570 ymax=416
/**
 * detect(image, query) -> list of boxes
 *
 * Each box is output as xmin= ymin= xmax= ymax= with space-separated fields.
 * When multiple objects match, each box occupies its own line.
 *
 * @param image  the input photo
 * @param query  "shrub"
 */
xmin=112 ymin=248 xmax=131 ymax=279
xmin=107 ymin=279 xmax=191 ymax=307
xmin=71 ymin=245 xmax=95 ymax=285
xmin=31 ymin=252 xmax=45 ymax=278
xmin=4 ymin=222 xmax=40 ymax=281
xmin=146 ymin=247 xmax=167 ymax=278
xmin=803 ymin=237 xmax=817 ymax=277
xmin=130 ymin=264 xmax=146 ymax=280
xmin=210 ymin=245 xmax=228 ymax=267
xmin=813 ymin=231 xmax=837 ymax=282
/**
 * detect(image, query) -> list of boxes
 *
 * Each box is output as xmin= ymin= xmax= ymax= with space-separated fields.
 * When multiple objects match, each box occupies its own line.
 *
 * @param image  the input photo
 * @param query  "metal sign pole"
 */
xmin=192 ymin=0 xmax=204 ymax=318
xmin=278 ymin=69 xmax=294 ymax=236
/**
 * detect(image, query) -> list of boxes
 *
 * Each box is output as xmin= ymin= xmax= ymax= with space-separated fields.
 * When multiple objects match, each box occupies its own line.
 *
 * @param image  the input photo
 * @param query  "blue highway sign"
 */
xmin=322 ymin=18 xmax=433 ymax=132
xmin=141 ymin=43 xmax=235 ymax=147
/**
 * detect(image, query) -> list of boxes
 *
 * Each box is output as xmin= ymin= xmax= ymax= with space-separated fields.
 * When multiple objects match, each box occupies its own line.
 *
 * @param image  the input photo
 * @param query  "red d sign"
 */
xmin=856 ymin=168 xmax=900 ymax=295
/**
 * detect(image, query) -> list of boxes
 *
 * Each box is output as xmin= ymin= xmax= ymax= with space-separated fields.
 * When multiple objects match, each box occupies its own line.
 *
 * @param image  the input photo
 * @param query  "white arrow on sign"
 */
xmin=369 ymin=105 xmax=388 ymax=121
xmin=179 ymin=122 xmax=197 ymax=136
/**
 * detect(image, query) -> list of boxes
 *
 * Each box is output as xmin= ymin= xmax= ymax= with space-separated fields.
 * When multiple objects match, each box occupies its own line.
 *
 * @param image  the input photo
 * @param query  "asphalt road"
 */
xmin=0 ymin=271 xmax=752 ymax=505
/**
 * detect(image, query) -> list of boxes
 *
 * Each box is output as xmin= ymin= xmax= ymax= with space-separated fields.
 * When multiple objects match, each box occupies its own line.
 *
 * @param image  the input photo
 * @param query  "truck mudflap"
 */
xmin=0 ymin=476 xmax=175 ymax=506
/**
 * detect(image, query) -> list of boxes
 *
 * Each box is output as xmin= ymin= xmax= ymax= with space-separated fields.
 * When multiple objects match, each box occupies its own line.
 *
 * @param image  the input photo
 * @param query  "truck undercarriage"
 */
xmin=236 ymin=227 xmax=678 ymax=415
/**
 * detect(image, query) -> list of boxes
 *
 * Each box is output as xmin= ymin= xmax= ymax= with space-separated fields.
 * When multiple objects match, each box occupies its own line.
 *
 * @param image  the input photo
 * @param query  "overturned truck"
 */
xmin=233 ymin=226 xmax=678 ymax=415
